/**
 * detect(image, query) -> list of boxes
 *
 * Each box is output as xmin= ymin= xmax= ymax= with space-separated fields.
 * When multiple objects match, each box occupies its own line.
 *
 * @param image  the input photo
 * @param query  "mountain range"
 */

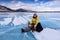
xmin=0 ymin=5 xmax=35 ymax=12
xmin=0 ymin=5 xmax=60 ymax=13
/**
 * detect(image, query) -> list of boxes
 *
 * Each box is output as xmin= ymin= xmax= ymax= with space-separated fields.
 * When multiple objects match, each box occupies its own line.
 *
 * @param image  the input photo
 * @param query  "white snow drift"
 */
xmin=33 ymin=28 xmax=60 ymax=40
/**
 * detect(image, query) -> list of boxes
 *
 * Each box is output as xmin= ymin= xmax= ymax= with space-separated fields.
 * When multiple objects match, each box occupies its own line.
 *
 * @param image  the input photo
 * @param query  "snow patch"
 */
xmin=33 ymin=28 xmax=60 ymax=40
xmin=50 ymin=18 xmax=60 ymax=20
xmin=13 ymin=16 xmax=27 ymax=26
xmin=0 ymin=18 xmax=12 ymax=25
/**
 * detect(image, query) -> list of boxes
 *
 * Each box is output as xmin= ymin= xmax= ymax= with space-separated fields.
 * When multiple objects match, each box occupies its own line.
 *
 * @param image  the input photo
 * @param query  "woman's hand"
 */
xmin=28 ymin=25 xmax=32 ymax=28
xmin=34 ymin=25 xmax=36 ymax=30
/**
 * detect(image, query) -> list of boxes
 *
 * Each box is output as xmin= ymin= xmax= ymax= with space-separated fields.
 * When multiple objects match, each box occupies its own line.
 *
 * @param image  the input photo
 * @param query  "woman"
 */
xmin=29 ymin=13 xmax=43 ymax=32
xmin=21 ymin=13 xmax=43 ymax=32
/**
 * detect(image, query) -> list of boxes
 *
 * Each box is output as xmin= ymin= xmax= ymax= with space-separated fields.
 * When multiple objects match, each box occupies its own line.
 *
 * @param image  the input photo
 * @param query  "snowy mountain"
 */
xmin=15 ymin=8 xmax=35 ymax=12
xmin=0 ymin=5 xmax=35 ymax=12
xmin=0 ymin=5 xmax=60 ymax=13
xmin=0 ymin=5 xmax=14 ymax=12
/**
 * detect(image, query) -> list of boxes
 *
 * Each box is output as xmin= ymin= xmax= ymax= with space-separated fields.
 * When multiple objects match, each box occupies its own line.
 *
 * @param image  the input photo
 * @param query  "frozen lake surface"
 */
xmin=0 ymin=12 xmax=60 ymax=40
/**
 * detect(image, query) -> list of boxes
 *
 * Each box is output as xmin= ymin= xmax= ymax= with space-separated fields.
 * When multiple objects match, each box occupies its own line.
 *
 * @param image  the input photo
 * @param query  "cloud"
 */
xmin=34 ymin=0 xmax=38 ymax=2
xmin=0 ymin=0 xmax=60 ymax=11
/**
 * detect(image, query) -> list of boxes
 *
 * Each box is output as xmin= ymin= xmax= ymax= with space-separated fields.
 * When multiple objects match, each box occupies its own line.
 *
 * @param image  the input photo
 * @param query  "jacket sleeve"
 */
xmin=35 ymin=17 xmax=39 ymax=27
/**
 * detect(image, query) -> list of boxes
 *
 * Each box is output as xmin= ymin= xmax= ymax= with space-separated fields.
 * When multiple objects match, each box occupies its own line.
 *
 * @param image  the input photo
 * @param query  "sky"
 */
xmin=0 ymin=0 xmax=60 ymax=11
xmin=0 ymin=0 xmax=52 ymax=3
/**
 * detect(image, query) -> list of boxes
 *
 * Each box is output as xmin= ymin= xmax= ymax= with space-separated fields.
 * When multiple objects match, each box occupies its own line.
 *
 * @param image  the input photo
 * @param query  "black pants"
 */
xmin=36 ymin=23 xmax=43 ymax=32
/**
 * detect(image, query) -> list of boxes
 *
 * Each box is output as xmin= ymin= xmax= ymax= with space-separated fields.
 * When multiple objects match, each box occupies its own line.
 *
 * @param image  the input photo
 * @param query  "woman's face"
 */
xmin=33 ymin=14 xmax=37 ymax=18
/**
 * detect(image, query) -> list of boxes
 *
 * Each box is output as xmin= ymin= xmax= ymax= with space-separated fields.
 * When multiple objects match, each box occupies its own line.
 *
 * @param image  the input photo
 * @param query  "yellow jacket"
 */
xmin=30 ymin=17 xmax=39 ymax=28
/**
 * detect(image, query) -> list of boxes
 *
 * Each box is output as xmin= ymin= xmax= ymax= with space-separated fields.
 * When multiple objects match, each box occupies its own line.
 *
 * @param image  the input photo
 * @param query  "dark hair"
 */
xmin=33 ymin=16 xmax=37 ymax=18
xmin=33 ymin=14 xmax=37 ymax=18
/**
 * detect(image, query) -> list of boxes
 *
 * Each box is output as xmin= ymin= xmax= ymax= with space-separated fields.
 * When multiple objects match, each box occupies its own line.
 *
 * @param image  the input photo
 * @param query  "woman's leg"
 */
xmin=21 ymin=27 xmax=31 ymax=32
